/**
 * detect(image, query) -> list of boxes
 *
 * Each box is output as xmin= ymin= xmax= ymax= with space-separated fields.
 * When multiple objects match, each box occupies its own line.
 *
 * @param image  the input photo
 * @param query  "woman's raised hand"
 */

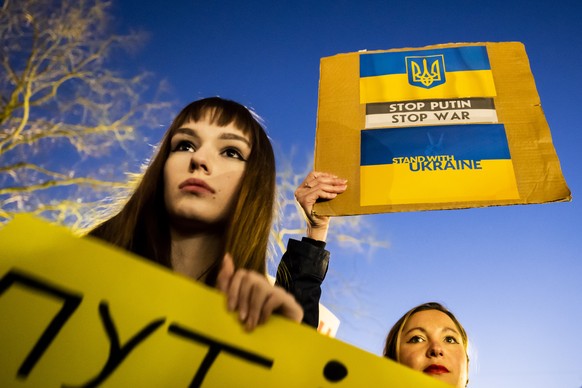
xmin=295 ymin=171 xmax=347 ymax=241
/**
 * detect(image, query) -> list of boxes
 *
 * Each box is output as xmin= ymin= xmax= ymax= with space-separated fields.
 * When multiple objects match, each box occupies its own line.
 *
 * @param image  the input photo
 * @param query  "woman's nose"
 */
xmin=426 ymin=342 xmax=444 ymax=358
xmin=189 ymin=150 xmax=211 ymax=174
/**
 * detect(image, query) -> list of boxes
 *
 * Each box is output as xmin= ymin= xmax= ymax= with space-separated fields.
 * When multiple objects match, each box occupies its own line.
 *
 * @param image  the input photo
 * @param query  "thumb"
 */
xmin=215 ymin=253 xmax=235 ymax=293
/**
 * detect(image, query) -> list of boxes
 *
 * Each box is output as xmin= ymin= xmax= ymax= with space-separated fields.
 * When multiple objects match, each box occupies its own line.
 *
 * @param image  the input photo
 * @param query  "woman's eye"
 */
xmin=223 ymin=147 xmax=246 ymax=161
xmin=407 ymin=336 xmax=424 ymax=344
xmin=173 ymin=140 xmax=195 ymax=152
xmin=444 ymin=336 xmax=459 ymax=344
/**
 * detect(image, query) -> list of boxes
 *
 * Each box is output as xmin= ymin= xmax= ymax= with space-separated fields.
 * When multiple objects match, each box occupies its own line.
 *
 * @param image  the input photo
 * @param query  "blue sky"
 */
xmin=111 ymin=1 xmax=582 ymax=387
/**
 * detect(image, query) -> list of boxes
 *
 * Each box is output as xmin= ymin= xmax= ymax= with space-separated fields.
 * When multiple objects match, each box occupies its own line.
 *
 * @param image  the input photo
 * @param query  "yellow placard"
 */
xmin=0 ymin=215 xmax=450 ymax=387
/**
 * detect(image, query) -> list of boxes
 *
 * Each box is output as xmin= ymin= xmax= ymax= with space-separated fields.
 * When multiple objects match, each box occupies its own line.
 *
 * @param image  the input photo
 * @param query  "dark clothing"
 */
xmin=276 ymin=237 xmax=329 ymax=328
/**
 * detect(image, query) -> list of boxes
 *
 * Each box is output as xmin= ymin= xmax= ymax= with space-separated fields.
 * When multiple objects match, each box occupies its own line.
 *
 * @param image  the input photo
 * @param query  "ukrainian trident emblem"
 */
xmin=406 ymin=55 xmax=446 ymax=89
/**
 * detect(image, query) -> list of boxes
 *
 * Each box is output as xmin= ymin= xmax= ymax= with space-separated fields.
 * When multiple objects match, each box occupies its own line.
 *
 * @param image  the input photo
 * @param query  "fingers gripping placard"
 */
xmin=0 ymin=216 xmax=449 ymax=387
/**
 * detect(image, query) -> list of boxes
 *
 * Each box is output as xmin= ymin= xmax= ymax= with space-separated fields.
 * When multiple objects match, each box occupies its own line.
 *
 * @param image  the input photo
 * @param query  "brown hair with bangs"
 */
xmin=89 ymin=97 xmax=275 ymax=283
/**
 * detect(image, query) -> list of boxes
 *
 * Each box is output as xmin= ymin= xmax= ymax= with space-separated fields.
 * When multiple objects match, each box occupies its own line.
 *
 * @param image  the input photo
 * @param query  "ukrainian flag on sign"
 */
xmin=360 ymin=124 xmax=520 ymax=206
xmin=360 ymin=46 xmax=496 ymax=103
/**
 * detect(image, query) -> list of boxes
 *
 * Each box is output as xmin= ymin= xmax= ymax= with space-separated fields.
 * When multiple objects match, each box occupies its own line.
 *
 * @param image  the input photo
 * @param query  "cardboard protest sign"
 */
xmin=313 ymin=42 xmax=571 ymax=216
xmin=0 ymin=216 xmax=449 ymax=387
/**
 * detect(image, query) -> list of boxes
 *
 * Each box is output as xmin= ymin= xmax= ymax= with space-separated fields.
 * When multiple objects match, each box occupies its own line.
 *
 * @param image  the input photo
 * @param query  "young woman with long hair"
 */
xmin=89 ymin=97 xmax=347 ymax=330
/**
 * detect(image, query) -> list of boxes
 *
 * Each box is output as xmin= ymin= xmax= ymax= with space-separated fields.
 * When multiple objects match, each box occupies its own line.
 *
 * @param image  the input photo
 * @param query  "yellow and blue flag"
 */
xmin=360 ymin=46 xmax=496 ymax=103
xmin=360 ymin=124 xmax=520 ymax=206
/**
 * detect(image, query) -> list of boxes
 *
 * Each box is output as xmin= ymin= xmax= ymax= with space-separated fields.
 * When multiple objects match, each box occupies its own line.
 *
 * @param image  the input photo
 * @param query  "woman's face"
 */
xmin=398 ymin=310 xmax=468 ymax=388
xmin=163 ymin=117 xmax=251 ymax=228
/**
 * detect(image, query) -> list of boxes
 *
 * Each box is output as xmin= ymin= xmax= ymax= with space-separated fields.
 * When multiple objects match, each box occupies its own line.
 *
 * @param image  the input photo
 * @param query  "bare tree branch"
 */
xmin=0 ymin=176 xmax=130 ymax=194
xmin=0 ymin=161 xmax=72 ymax=178
xmin=0 ymin=0 xmax=173 ymax=227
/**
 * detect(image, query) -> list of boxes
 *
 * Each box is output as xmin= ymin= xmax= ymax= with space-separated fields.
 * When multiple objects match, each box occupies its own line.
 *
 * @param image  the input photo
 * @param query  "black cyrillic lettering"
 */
xmin=0 ymin=270 xmax=82 ymax=378
xmin=168 ymin=323 xmax=274 ymax=388
xmin=67 ymin=302 xmax=165 ymax=388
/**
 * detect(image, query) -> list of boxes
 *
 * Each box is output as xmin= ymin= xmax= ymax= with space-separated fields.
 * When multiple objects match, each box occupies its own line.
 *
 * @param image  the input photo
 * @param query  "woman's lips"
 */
xmin=179 ymin=178 xmax=215 ymax=194
xmin=423 ymin=364 xmax=449 ymax=375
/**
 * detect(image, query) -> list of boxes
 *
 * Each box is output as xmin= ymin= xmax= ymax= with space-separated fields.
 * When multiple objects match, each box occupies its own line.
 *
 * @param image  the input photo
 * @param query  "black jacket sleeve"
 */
xmin=275 ymin=237 xmax=329 ymax=328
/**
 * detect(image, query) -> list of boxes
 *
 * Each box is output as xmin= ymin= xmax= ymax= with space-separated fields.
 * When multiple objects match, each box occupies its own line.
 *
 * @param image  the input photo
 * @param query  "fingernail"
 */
xmin=239 ymin=309 xmax=247 ymax=321
xmin=245 ymin=319 xmax=254 ymax=332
